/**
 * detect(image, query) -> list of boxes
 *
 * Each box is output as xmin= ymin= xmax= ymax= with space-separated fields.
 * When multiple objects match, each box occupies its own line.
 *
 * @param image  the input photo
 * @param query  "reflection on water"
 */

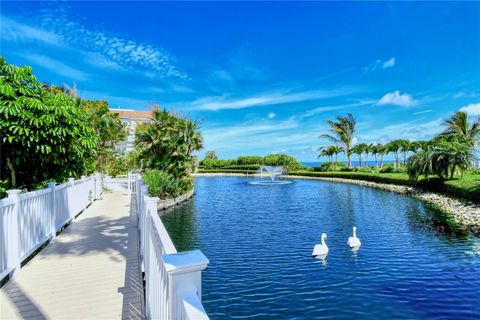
xmin=161 ymin=177 xmax=480 ymax=320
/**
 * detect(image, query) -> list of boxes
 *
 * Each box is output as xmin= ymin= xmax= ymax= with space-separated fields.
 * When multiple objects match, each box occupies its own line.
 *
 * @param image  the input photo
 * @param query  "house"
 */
xmin=110 ymin=109 xmax=153 ymax=153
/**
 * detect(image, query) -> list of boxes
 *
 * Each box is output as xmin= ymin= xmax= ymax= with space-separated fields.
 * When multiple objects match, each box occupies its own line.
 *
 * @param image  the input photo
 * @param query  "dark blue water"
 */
xmin=161 ymin=177 xmax=480 ymax=319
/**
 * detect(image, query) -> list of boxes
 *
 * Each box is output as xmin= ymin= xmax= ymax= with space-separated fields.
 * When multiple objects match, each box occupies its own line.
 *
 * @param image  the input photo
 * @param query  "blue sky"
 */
xmin=1 ymin=1 xmax=479 ymax=161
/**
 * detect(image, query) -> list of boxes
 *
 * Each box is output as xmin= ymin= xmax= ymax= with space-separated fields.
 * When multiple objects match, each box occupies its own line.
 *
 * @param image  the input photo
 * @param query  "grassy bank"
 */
xmin=196 ymin=168 xmax=480 ymax=203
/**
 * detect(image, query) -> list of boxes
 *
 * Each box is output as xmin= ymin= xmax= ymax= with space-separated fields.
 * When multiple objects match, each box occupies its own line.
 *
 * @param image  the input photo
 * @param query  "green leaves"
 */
xmin=0 ymin=56 xmax=99 ymax=189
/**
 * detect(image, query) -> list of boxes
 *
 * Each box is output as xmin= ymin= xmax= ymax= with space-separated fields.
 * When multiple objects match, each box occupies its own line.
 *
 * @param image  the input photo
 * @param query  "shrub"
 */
xmin=380 ymin=164 xmax=395 ymax=173
xmin=263 ymin=154 xmax=308 ymax=171
xmin=314 ymin=162 xmax=346 ymax=172
xmin=143 ymin=169 xmax=192 ymax=199
xmin=236 ymin=156 xmax=264 ymax=165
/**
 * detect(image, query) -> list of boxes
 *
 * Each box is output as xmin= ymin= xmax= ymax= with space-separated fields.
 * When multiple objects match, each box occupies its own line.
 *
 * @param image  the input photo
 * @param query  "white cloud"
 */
xmin=20 ymin=53 xmax=89 ymax=81
xmin=296 ymin=100 xmax=375 ymax=120
xmin=0 ymin=16 xmax=60 ymax=45
xmin=365 ymin=57 xmax=396 ymax=71
xmin=413 ymin=109 xmax=433 ymax=115
xmin=3 ymin=6 xmax=186 ymax=80
xmin=376 ymin=91 xmax=417 ymax=107
xmin=382 ymin=57 xmax=396 ymax=69
xmin=268 ymin=112 xmax=276 ymax=119
xmin=187 ymin=87 xmax=358 ymax=111
xmin=460 ymin=103 xmax=480 ymax=116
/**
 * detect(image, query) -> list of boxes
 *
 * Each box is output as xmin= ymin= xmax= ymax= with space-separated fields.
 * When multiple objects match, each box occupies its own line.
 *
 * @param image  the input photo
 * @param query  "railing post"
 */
xmin=162 ymin=250 xmax=209 ymax=319
xmin=48 ymin=182 xmax=56 ymax=241
xmin=6 ymin=189 xmax=21 ymax=278
xmin=140 ymin=184 xmax=149 ymax=261
xmin=93 ymin=174 xmax=97 ymax=200
xmin=81 ymin=175 xmax=87 ymax=210
xmin=68 ymin=178 xmax=75 ymax=220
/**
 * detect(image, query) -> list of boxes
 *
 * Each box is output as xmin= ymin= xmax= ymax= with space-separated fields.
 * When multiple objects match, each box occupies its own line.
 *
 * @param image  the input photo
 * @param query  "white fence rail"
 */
xmin=132 ymin=175 xmax=210 ymax=320
xmin=0 ymin=173 xmax=103 ymax=280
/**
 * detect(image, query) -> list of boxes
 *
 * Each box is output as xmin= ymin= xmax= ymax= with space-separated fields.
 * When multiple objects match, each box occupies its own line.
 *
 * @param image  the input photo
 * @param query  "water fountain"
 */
xmin=248 ymin=166 xmax=293 ymax=185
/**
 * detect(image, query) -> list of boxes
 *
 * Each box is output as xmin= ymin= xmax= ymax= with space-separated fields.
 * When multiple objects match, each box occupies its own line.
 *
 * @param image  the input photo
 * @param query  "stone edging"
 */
xmin=194 ymin=173 xmax=480 ymax=233
xmin=157 ymin=189 xmax=194 ymax=210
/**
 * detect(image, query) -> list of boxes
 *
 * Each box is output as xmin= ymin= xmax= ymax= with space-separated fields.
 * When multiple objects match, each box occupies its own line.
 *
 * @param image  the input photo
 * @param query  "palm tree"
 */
xmin=371 ymin=144 xmax=380 ymax=168
xmin=351 ymin=144 xmax=365 ymax=168
xmin=398 ymin=139 xmax=411 ymax=166
xmin=320 ymin=113 xmax=356 ymax=167
xmin=330 ymin=145 xmax=344 ymax=164
xmin=441 ymin=111 xmax=480 ymax=147
xmin=378 ymin=144 xmax=388 ymax=168
xmin=387 ymin=140 xmax=402 ymax=168
xmin=318 ymin=147 xmax=333 ymax=162
xmin=364 ymin=143 xmax=373 ymax=167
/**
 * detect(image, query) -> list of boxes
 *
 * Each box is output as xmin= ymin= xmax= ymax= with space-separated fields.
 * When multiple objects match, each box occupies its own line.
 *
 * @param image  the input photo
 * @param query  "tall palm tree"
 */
xmin=330 ymin=145 xmax=344 ymax=164
xmin=320 ymin=113 xmax=356 ymax=167
xmin=371 ymin=144 xmax=380 ymax=168
xmin=351 ymin=144 xmax=365 ymax=168
xmin=441 ymin=111 xmax=480 ymax=147
xmin=378 ymin=144 xmax=388 ymax=168
xmin=387 ymin=140 xmax=402 ymax=168
xmin=364 ymin=143 xmax=373 ymax=167
xmin=398 ymin=139 xmax=411 ymax=166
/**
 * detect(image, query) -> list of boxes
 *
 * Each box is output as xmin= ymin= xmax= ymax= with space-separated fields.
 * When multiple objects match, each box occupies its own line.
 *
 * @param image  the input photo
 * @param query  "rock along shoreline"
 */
xmin=194 ymin=173 xmax=480 ymax=234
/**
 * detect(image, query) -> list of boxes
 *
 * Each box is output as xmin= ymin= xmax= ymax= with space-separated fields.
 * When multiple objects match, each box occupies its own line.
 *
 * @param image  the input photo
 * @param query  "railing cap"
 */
xmin=162 ymin=250 xmax=209 ymax=275
xmin=6 ymin=189 xmax=21 ymax=197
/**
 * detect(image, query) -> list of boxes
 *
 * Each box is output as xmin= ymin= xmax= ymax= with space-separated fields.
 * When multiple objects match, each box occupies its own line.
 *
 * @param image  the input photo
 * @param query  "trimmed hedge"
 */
xmin=196 ymin=168 xmax=480 ymax=203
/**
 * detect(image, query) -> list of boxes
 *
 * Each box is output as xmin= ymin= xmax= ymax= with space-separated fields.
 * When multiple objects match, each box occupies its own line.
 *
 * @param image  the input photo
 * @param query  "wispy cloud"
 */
xmin=267 ymin=112 xmax=276 ymax=119
xmin=460 ymin=103 xmax=480 ymax=116
xmin=360 ymin=118 xmax=443 ymax=142
xmin=20 ymin=53 xmax=89 ymax=81
xmin=0 ymin=16 xmax=60 ymax=45
xmin=376 ymin=90 xmax=418 ymax=107
xmin=365 ymin=57 xmax=396 ymax=72
xmin=2 ymin=4 xmax=186 ymax=80
xmin=188 ymin=87 xmax=358 ymax=111
xmin=296 ymin=100 xmax=375 ymax=120
xmin=413 ymin=109 xmax=433 ymax=115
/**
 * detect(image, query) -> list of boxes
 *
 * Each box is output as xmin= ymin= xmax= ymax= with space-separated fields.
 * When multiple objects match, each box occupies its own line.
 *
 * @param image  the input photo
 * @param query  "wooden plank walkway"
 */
xmin=0 ymin=190 xmax=145 ymax=320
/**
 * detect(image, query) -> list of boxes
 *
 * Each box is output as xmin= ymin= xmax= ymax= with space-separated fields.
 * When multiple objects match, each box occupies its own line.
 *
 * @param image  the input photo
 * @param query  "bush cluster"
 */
xmin=199 ymin=154 xmax=307 ymax=171
xmin=142 ymin=169 xmax=193 ymax=199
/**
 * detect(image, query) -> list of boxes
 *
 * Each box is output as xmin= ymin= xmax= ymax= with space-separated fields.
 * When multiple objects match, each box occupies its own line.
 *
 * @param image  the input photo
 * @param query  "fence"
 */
xmin=0 ymin=173 xmax=103 ymax=281
xmin=131 ymin=174 xmax=210 ymax=320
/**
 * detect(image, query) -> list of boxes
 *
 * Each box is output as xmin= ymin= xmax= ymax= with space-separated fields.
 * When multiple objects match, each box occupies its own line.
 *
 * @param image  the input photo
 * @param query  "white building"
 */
xmin=110 ymin=109 xmax=153 ymax=153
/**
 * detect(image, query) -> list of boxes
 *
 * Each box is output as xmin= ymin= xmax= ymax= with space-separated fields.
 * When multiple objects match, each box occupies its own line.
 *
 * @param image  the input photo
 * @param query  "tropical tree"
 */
xmin=351 ymin=144 xmax=365 ymax=167
xmin=364 ymin=143 xmax=373 ymax=167
xmin=135 ymin=106 xmax=202 ymax=191
xmin=398 ymin=139 xmax=411 ymax=166
xmin=378 ymin=144 xmax=389 ymax=168
xmin=82 ymin=100 xmax=127 ymax=171
xmin=330 ymin=145 xmax=344 ymax=163
xmin=371 ymin=144 xmax=380 ymax=167
xmin=387 ymin=140 xmax=402 ymax=168
xmin=0 ymin=57 xmax=98 ymax=189
xmin=318 ymin=147 xmax=333 ymax=162
xmin=204 ymin=150 xmax=218 ymax=161
xmin=320 ymin=113 xmax=356 ymax=167
xmin=407 ymin=138 xmax=475 ymax=181
xmin=441 ymin=111 xmax=480 ymax=147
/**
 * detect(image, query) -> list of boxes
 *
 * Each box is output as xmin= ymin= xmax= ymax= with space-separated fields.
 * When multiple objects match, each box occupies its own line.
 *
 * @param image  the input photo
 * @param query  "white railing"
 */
xmin=132 ymin=175 xmax=210 ymax=320
xmin=0 ymin=173 xmax=103 ymax=280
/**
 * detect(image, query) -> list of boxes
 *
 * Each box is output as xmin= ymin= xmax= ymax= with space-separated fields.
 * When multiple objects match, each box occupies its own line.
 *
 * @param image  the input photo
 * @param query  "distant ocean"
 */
xmin=302 ymin=160 xmax=396 ymax=168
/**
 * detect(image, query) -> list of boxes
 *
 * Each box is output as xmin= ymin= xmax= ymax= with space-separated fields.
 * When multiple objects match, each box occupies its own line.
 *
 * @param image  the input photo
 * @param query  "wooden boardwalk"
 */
xmin=0 ymin=190 xmax=145 ymax=320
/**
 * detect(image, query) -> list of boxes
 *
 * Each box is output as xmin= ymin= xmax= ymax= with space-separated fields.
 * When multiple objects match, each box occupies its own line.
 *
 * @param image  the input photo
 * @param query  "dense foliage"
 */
xmin=142 ymin=169 xmax=187 ymax=199
xmin=199 ymin=153 xmax=307 ymax=172
xmin=0 ymin=57 xmax=98 ymax=190
xmin=135 ymin=107 xmax=202 ymax=196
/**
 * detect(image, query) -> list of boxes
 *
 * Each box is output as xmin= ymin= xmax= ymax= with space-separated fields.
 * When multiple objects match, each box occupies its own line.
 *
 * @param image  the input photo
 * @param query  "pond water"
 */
xmin=161 ymin=177 xmax=480 ymax=319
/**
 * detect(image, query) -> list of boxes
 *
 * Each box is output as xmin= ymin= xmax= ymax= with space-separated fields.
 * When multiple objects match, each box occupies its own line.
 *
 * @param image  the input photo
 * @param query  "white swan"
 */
xmin=347 ymin=226 xmax=361 ymax=248
xmin=312 ymin=233 xmax=329 ymax=257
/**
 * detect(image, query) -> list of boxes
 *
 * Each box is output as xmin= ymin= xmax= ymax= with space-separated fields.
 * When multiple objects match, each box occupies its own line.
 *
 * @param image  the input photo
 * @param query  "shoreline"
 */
xmin=194 ymin=173 xmax=480 ymax=234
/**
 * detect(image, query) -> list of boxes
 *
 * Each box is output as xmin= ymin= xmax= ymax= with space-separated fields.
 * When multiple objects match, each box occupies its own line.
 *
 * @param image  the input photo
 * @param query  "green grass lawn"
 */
xmin=197 ymin=168 xmax=480 ymax=202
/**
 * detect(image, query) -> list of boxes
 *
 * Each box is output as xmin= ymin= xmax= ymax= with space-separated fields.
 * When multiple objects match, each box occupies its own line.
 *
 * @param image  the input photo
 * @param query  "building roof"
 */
xmin=109 ymin=109 xmax=153 ymax=119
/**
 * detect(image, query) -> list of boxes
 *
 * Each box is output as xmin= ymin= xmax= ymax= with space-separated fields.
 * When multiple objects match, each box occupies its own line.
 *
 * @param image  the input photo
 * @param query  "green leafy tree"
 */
xmin=0 ymin=57 xmax=98 ymax=189
xmin=387 ymin=140 xmax=402 ymax=168
xmin=82 ymin=100 xmax=127 ymax=171
xmin=441 ymin=111 xmax=480 ymax=147
xmin=320 ymin=113 xmax=356 ymax=167
xmin=398 ymin=139 xmax=411 ymax=166
xmin=352 ymin=143 xmax=367 ymax=167
xmin=377 ymin=144 xmax=388 ymax=168
xmin=135 ymin=106 xmax=202 ymax=193
xmin=204 ymin=150 xmax=218 ymax=161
